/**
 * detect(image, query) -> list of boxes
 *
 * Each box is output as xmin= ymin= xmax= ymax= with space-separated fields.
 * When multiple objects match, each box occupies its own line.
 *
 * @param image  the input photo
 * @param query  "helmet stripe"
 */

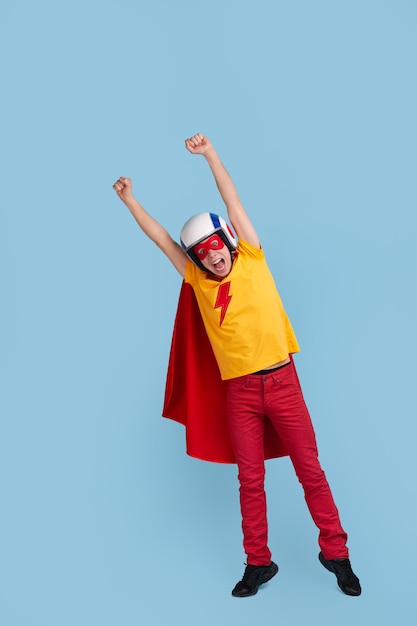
xmin=210 ymin=213 xmax=221 ymax=230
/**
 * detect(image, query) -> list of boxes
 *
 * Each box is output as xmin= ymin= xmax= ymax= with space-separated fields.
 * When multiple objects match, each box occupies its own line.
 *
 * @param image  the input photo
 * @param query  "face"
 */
xmin=193 ymin=234 xmax=233 ymax=278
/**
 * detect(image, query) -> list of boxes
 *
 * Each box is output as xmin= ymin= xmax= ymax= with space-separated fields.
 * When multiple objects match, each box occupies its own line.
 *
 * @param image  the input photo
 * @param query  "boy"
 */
xmin=113 ymin=133 xmax=361 ymax=598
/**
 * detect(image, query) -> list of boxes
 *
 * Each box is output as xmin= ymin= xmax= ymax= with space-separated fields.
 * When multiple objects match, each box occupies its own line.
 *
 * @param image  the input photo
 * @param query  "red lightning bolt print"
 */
xmin=214 ymin=281 xmax=232 ymax=326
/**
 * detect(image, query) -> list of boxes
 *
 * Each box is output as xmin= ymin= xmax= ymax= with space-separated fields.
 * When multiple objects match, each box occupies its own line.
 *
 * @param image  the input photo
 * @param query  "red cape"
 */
xmin=162 ymin=282 xmax=288 ymax=463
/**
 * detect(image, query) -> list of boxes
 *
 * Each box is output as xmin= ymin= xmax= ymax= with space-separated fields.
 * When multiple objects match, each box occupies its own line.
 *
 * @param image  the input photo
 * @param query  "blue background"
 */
xmin=1 ymin=1 xmax=416 ymax=624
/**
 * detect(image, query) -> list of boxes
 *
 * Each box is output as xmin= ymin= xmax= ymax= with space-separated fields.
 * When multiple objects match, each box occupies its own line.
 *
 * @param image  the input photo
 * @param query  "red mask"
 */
xmin=193 ymin=234 xmax=225 ymax=260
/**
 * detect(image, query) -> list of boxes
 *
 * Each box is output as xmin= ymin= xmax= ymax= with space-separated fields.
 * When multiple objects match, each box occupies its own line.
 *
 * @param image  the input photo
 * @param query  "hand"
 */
xmin=113 ymin=176 xmax=134 ymax=203
xmin=184 ymin=133 xmax=213 ymax=156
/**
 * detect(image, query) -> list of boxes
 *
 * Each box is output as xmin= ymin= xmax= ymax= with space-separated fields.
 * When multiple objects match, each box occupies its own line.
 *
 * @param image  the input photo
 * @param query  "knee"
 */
xmin=237 ymin=462 xmax=266 ymax=490
xmin=291 ymin=454 xmax=327 ymax=488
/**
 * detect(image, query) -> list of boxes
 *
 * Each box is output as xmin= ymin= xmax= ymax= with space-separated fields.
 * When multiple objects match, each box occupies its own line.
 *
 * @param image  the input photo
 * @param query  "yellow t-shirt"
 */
xmin=185 ymin=239 xmax=300 ymax=380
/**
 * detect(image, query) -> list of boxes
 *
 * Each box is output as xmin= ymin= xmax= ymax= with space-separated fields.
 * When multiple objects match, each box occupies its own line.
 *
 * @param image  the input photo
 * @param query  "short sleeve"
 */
xmin=184 ymin=258 xmax=201 ymax=286
xmin=237 ymin=239 xmax=264 ymax=260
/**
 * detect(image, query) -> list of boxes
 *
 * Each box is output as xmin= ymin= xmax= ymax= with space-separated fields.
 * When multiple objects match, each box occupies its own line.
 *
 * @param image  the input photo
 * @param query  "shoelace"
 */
xmin=335 ymin=559 xmax=357 ymax=583
xmin=241 ymin=564 xmax=266 ymax=584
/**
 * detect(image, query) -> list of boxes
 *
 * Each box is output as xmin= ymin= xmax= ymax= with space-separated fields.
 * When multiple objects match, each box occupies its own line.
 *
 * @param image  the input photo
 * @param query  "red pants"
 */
xmin=226 ymin=361 xmax=349 ymax=565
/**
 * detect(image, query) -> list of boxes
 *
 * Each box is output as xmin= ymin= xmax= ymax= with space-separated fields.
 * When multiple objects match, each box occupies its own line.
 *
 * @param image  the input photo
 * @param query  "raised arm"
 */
xmin=113 ymin=177 xmax=187 ymax=277
xmin=184 ymin=133 xmax=261 ymax=249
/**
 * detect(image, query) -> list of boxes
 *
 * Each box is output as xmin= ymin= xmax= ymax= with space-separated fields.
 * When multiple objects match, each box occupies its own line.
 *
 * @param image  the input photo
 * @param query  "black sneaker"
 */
xmin=231 ymin=561 xmax=278 ymax=597
xmin=318 ymin=552 xmax=362 ymax=596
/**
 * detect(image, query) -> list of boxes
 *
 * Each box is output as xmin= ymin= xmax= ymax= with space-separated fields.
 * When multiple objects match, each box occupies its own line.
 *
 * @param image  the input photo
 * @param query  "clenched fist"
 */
xmin=113 ymin=176 xmax=133 ymax=203
xmin=184 ymin=133 xmax=213 ymax=156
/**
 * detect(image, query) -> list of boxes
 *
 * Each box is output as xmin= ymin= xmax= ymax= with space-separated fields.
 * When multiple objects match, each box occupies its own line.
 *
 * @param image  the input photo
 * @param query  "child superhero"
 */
xmin=113 ymin=133 xmax=361 ymax=598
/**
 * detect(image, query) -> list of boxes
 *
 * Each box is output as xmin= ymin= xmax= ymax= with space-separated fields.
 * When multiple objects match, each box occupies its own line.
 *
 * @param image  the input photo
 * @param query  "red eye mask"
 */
xmin=193 ymin=234 xmax=225 ymax=260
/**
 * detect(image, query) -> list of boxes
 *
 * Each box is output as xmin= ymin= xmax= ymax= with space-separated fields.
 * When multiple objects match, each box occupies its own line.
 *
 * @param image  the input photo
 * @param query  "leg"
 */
xmin=263 ymin=363 xmax=349 ymax=560
xmin=226 ymin=376 xmax=271 ymax=566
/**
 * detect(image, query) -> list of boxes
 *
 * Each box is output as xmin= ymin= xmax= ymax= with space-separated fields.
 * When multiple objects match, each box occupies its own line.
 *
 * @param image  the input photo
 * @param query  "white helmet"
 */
xmin=180 ymin=212 xmax=237 ymax=270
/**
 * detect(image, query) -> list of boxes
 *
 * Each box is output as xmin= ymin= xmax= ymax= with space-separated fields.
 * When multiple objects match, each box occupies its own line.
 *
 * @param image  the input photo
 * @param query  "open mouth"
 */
xmin=213 ymin=258 xmax=226 ymax=272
